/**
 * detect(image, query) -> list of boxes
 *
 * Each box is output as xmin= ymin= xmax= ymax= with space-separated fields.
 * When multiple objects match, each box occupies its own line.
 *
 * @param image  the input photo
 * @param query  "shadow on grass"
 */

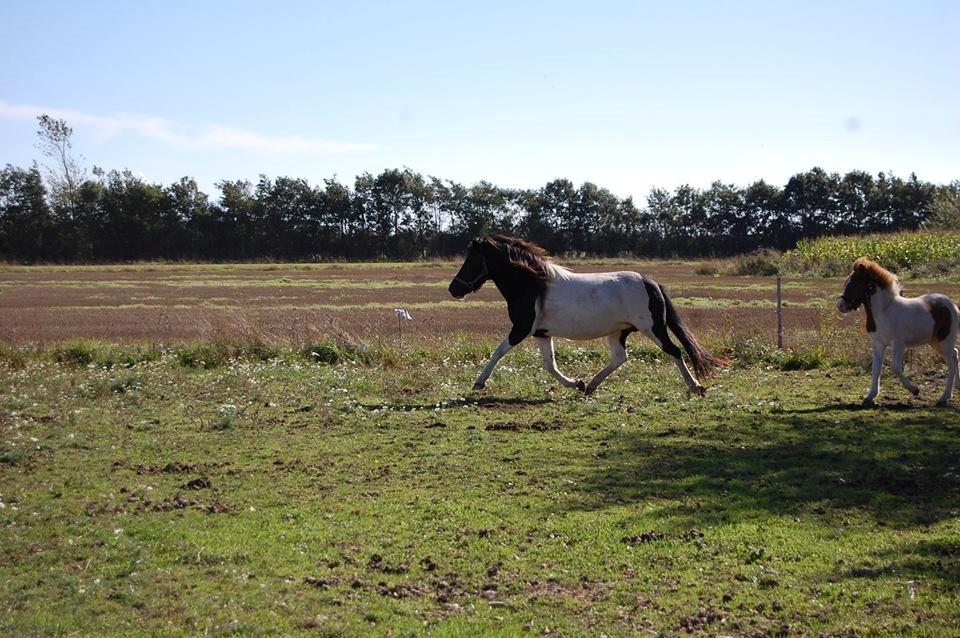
xmin=833 ymin=539 xmax=960 ymax=586
xmin=359 ymin=396 xmax=554 ymax=412
xmin=569 ymin=405 xmax=960 ymax=530
xmin=778 ymin=400 xmax=959 ymax=415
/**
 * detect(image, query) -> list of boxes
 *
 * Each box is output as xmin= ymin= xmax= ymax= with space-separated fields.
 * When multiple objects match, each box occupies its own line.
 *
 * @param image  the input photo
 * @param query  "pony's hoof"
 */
xmin=936 ymin=398 xmax=949 ymax=407
xmin=692 ymin=385 xmax=706 ymax=397
xmin=862 ymin=397 xmax=876 ymax=407
xmin=576 ymin=380 xmax=588 ymax=393
xmin=910 ymin=387 xmax=920 ymax=397
xmin=472 ymin=382 xmax=485 ymax=391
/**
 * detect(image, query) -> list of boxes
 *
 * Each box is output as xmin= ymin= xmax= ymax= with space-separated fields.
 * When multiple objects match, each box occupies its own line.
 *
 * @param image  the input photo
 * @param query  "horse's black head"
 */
xmin=837 ymin=259 xmax=879 ymax=313
xmin=449 ymin=239 xmax=490 ymax=299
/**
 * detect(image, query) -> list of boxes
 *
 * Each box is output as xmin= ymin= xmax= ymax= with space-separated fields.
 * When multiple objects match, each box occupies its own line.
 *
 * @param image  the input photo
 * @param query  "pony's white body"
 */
xmin=533 ymin=266 xmax=648 ymax=340
xmin=869 ymin=293 xmax=953 ymax=347
xmin=838 ymin=262 xmax=960 ymax=405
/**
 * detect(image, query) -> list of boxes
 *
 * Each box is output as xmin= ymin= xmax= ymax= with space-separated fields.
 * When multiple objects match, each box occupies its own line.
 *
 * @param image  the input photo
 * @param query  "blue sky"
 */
xmin=1 ymin=1 xmax=958 ymax=201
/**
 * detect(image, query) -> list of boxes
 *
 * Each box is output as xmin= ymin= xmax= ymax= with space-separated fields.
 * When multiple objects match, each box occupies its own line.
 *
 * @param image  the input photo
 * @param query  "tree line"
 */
xmin=1 ymin=118 xmax=958 ymax=262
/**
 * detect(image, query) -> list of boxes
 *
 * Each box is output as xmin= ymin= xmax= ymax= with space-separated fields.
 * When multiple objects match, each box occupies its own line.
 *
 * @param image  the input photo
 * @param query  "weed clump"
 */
xmin=301 ymin=338 xmax=395 ymax=366
xmin=52 ymin=339 xmax=100 ymax=366
xmin=176 ymin=340 xmax=280 ymax=369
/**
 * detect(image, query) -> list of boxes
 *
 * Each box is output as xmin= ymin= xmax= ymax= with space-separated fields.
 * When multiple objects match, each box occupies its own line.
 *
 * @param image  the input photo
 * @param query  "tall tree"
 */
xmin=35 ymin=115 xmax=87 ymax=212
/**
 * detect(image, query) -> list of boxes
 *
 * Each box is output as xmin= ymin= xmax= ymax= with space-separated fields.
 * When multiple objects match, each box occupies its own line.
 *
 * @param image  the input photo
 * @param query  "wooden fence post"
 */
xmin=776 ymin=275 xmax=783 ymax=350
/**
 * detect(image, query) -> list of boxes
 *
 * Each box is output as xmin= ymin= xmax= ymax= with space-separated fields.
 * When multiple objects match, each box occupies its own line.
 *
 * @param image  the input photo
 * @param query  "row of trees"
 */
xmin=1 ymin=118 xmax=958 ymax=262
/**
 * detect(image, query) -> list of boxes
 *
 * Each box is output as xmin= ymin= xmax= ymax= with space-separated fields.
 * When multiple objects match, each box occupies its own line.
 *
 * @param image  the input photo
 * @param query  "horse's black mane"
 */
xmin=481 ymin=234 xmax=552 ymax=285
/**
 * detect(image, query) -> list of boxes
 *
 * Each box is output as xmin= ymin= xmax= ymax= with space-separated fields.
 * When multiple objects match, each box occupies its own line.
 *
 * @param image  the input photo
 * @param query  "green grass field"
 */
xmin=2 ymin=344 xmax=958 ymax=636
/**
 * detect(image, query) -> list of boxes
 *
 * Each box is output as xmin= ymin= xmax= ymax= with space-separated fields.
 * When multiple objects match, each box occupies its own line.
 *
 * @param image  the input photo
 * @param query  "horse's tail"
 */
xmin=659 ymin=283 xmax=730 ymax=377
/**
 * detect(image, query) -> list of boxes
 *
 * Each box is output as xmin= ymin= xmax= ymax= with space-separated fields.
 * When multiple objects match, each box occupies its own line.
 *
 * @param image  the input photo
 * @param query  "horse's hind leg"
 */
xmin=934 ymin=341 xmax=958 ymax=406
xmin=890 ymin=340 xmax=920 ymax=397
xmin=535 ymin=336 xmax=585 ymax=391
xmin=584 ymin=332 xmax=629 ymax=395
xmin=641 ymin=324 xmax=705 ymax=396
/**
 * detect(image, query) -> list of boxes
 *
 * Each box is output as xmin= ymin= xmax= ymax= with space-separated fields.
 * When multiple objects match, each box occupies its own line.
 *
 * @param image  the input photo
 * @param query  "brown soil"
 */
xmin=3 ymin=262 xmax=954 ymax=346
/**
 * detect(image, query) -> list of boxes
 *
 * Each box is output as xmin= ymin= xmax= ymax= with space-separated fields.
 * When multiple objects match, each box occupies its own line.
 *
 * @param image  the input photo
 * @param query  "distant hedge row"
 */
xmin=1 ymin=163 xmax=956 ymax=262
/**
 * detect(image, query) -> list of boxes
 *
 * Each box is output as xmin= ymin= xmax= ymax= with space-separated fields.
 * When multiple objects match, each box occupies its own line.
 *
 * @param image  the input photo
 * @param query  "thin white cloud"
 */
xmin=0 ymin=100 xmax=377 ymax=154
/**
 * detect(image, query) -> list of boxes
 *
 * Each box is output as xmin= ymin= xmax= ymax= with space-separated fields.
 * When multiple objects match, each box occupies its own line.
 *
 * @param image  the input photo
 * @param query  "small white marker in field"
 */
xmin=394 ymin=308 xmax=413 ymax=347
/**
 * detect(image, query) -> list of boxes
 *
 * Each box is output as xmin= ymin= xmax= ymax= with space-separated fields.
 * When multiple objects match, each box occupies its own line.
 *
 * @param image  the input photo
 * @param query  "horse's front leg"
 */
xmin=864 ymin=341 xmax=885 ymax=406
xmin=535 ymin=336 xmax=585 ymax=391
xmin=473 ymin=337 xmax=516 ymax=390
xmin=890 ymin=340 xmax=920 ymax=397
xmin=584 ymin=332 xmax=628 ymax=395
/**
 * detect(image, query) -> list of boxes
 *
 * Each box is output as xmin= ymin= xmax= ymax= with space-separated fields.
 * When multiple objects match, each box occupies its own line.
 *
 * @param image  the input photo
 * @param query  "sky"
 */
xmin=1 ymin=0 xmax=958 ymax=202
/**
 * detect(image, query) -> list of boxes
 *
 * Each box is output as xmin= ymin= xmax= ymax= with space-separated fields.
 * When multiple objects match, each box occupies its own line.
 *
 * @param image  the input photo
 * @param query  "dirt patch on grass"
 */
xmin=485 ymin=420 xmax=561 ymax=432
xmin=527 ymin=579 xmax=612 ymax=603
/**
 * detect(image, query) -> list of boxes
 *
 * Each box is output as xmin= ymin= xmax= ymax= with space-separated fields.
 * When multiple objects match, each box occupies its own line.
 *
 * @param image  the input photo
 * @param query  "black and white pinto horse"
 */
xmin=837 ymin=257 xmax=960 ymax=406
xmin=448 ymin=234 xmax=727 ymax=395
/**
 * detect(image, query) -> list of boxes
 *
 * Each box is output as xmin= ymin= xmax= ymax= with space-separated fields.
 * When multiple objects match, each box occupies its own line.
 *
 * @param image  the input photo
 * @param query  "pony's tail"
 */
xmin=660 ymin=283 xmax=730 ymax=378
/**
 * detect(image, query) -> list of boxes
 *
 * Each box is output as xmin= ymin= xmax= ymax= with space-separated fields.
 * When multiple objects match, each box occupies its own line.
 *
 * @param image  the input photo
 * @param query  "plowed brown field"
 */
xmin=4 ymin=261 xmax=959 ymax=350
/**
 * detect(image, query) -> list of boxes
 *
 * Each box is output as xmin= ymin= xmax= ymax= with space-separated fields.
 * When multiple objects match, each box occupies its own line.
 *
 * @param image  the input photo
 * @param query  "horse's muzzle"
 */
xmin=448 ymin=282 xmax=466 ymax=299
xmin=836 ymin=296 xmax=851 ymax=313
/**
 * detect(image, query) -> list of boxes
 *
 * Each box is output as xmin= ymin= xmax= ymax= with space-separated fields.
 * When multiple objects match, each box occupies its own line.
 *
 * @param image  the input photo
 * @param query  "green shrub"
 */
xmin=731 ymin=250 xmax=780 ymax=276
xmin=695 ymin=262 xmax=721 ymax=276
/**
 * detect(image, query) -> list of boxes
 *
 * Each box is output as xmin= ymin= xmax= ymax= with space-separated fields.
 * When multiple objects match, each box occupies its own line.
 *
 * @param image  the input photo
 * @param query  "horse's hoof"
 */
xmin=910 ymin=388 xmax=920 ymax=397
xmin=862 ymin=397 xmax=876 ymax=407
xmin=693 ymin=385 xmax=706 ymax=397
xmin=472 ymin=382 xmax=485 ymax=391
xmin=575 ymin=380 xmax=587 ymax=393
xmin=936 ymin=398 xmax=949 ymax=407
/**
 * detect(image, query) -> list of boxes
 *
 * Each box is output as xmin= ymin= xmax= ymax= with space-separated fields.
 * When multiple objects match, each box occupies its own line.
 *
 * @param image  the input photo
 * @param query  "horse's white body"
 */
xmin=475 ymin=264 xmax=705 ymax=395
xmin=533 ymin=266 xmax=649 ymax=339
xmin=839 ymin=272 xmax=960 ymax=405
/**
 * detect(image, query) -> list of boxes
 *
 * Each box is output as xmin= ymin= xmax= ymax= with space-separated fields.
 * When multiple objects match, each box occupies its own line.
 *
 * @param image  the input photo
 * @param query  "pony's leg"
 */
xmin=934 ymin=341 xmax=958 ymax=406
xmin=954 ymin=348 xmax=960 ymax=389
xmin=474 ymin=337 xmax=515 ymax=390
xmin=641 ymin=326 xmax=705 ymax=396
xmin=584 ymin=332 xmax=628 ymax=395
xmin=535 ymin=336 xmax=585 ymax=391
xmin=890 ymin=340 xmax=920 ymax=397
xmin=863 ymin=341 xmax=885 ymax=405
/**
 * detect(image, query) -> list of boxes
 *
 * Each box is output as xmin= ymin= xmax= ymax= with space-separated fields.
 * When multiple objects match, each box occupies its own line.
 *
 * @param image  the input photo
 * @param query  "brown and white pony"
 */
xmin=448 ymin=234 xmax=727 ymax=395
xmin=837 ymin=257 xmax=960 ymax=406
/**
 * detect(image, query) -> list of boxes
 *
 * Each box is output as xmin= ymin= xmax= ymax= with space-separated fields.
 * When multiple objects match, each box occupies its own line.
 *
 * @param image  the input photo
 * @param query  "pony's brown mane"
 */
xmin=482 ymin=234 xmax=552 ymax=284
xmin=853 ymin=257 xmax=898 ymax=291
